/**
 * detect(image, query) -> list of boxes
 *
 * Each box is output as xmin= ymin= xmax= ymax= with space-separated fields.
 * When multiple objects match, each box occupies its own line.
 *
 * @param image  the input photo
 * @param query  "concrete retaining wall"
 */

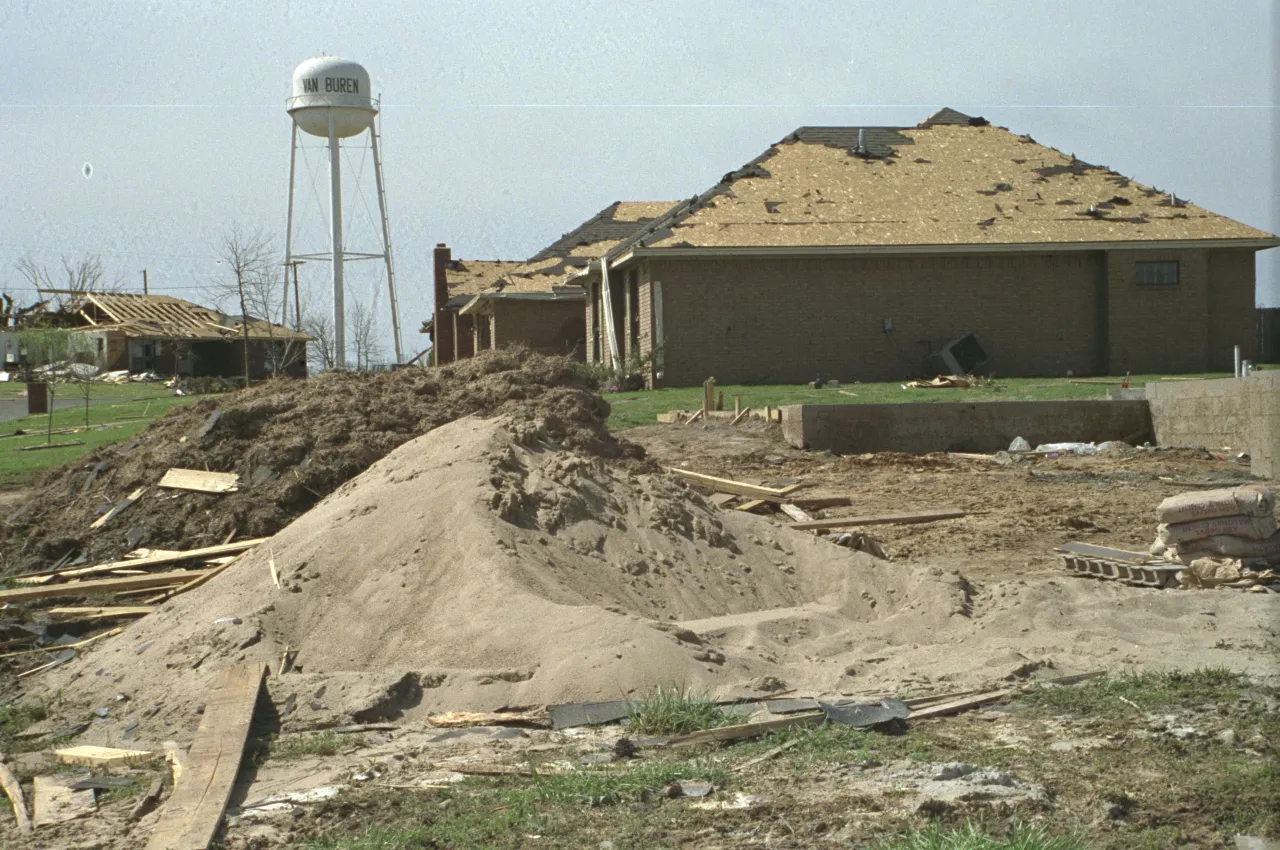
xmin=1146 ymin=372 xmax=1280 ymax=478
xmin=780 ymin=400 xmax=1152 ymax=455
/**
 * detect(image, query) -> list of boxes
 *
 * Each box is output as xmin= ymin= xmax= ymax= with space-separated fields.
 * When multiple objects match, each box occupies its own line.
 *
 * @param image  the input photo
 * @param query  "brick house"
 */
xmin=425 ymin=201 xmax=673 ymax=363
xmin=573 ymin=109 xmax=1279 ymax=386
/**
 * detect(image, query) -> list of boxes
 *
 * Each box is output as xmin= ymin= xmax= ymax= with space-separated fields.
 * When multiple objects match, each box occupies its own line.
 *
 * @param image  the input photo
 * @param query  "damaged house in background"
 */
xmin=55 ymin=291 xmax=310 ymax=379
xmin=573 ymin=108 xmax=1279 ymax=386
xmin=424 ymin=201 xmax=674 ymax=365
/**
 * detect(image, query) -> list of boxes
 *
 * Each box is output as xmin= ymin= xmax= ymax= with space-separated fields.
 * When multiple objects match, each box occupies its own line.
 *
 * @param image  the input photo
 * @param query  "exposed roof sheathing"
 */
xmin=443 ymin=260 xmax=527 ymax=297
xmin=529 ymin=201 xmax=677 ymax=265
xmin=625 ymin=109 xmax=1275 ymax=251
xmin=74 ymin=293 xmax=309 ymax=342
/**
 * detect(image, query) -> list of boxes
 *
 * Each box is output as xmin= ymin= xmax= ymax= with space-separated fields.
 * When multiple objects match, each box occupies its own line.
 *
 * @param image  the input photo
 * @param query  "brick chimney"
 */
xmin=433 ymin=243 xmax=453 ymax=365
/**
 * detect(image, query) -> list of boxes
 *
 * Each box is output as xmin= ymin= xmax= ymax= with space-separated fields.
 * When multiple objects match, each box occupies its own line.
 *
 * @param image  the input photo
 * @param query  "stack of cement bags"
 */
xmin=1151 ymin=485 xmax=1280 ymax=589
xmin=1152 ymin=485 xmax=1279 ymax=562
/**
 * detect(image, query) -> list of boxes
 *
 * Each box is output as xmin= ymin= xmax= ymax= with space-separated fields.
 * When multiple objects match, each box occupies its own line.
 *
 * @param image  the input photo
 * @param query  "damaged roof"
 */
xmin=71 ymin=292 xmax=309 ymax=342
xmin=609 ymin=108 xmax=1276 ymax=253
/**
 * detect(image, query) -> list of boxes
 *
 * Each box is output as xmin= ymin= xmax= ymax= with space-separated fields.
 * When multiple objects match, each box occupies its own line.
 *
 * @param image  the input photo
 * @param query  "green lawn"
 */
xmin=603 ymin=372 xmax=1235 ymax=430
xmin=0 ymin=389 xmax=205 ymax=485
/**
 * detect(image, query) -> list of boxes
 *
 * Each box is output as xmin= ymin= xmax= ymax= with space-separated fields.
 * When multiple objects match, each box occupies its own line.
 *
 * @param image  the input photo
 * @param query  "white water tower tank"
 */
xmin=288 ymin=57 xmax=375 ymax=138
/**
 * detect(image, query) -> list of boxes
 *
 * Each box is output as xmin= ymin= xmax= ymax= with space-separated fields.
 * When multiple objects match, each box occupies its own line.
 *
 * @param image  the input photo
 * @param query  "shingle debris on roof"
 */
xmin=610 ymin=108 xmax=1276 ymax=250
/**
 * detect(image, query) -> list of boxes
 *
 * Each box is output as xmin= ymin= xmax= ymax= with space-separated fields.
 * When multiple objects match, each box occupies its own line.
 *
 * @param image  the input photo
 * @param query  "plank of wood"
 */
xmin=906 ymin=689 xmax=1014 ymax=720
xmin=47 ymin=606 xmax=156 ymax=619
xmin=788 ymin=509 xmax=965 ymax=531
xmin=158 ymin=468 xmax=241 ymax=493
xmin=21 ymin=539 xmax=266 ymax=581
xmin=668 ymin=468 xmax=805 ymax=501
xmin=790 ymin=496 xmax=853 ymax=510
xmin=142 ymin=560 xmax=236 ymax=605
xmin=0 ymin=569 xmax=214 ymax=604
xmin=0 ymin=627 xmax=123 ymax=659
xmin=90 ymin=487 xmax=147 ymax=529
xmin=779 ymin=503 xmax=814 ymax=523
xmin=15 ymin=441 xmax=85 ymax=452
xmin=0 ymin=751 xmax=31 ymax=833
xmin=683 ymin=409 xmax=704 ymax=425
xmin=732 ymin=738 xmax=800 ymax=773
xmin=427 ymin=710 xmax=548 ymax=729
xmin=667 ymin=712 xmax=824 ymax=747
xmin=57 ymin=745 xmax=156 ymax=766
xmin=729 ymin=407 xmax=751 ymax=426
xmin=145 ymin=663 xmax=267 ymax=850
xmin=32 ymin=775 xmax=96 ymax=827
xmin=734 ymin=499 xmax=769 ymax=513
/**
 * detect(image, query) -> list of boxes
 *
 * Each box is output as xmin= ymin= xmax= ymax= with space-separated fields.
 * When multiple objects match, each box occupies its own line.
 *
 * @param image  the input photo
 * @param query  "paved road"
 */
xmin=0 ymin=395 xmax=121 ymax=424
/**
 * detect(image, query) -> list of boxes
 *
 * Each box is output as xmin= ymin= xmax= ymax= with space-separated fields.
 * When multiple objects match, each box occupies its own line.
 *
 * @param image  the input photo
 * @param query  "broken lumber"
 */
xmin=57 ymin=745 xmax=155 ymax=767
xmin=683 ymin=409 xmax=704 ymax=425
xmin=778 ymin=503 xmax=814 ymax=523
xmin=15 ymin=441 xmax=85 ymax=451
xmin=0 ymin=750 xmax=31 ymax=833
xmin=32 ymin=775 xmax=96 ymax=828
xmin=668 ymin=468 xmax=805 ymax=502
xmin=734 ymin=499 xmax=769 ymax=513
xmin=427 ymin=709 xmax=548 ymax=728
xmin=158 ymin=468 xmax=241 ymax=493
xmin=90 ymin=486 xmax=146 ymax=529
xmin=906 ymin=689 xmax=1014 ymax=720
xmin=790 ymin=496 xmax=853 ymax=510
xmin=788 ymin=508 xmax=965 ymax=531
xmin=47 ymin=605 xmax=155 ymax=619
xmin=145 ymin=662 xmax=267 ymax=850
xmin=17 ymin=538 xmax=266 ymax=582
xmin=730 ymin=407 xmax=751 ymax=426
xmin=0 ymin=627 xmax=123 ymax=659
xmin=667 ymin=712 xmax=824 ymax=747
xmin=732 ymin=738 xmax=800 ymax=773
xmin=0 ymin=569 xmax=215 ymax=604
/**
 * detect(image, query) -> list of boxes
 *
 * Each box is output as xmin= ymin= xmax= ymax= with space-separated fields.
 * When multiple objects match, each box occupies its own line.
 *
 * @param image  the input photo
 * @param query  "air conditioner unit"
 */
xmin=940 ymin=333 xmax=988 ymax=376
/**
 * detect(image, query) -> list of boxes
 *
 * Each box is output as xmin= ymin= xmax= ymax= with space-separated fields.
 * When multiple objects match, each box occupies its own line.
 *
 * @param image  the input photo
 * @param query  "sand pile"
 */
xmin=40 ymin=414 xmax=972 ymax=741
xmin=2 ymin=349 xmax=628 ymax=574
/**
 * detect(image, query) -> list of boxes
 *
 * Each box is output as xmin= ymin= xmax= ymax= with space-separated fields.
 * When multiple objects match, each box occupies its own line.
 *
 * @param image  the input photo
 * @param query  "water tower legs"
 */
xmin=370 ymin=123 xmax=403 ymax=364
xmin=328 ymin=114 xmax=345 ymax=367
xmin=284 ymin=123 xmax=298 ymax=327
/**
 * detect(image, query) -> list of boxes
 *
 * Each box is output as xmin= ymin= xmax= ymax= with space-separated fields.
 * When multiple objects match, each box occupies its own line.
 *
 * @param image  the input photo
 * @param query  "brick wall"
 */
xmin=646 ymin=252 xmax=1107 ymax=386
xmin=1207 ymin=249 xmax=1259 ymax=370
xmin=1105 ymin=248 xmax=1210 ymax=374
xmin=492 ymin=299 xmax=586 ymax=358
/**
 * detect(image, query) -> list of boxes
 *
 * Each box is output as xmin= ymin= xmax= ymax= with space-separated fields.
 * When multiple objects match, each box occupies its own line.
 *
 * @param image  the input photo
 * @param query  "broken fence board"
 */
xmin=0 ymin=752 xmax=32 ymax=833
xmin=0 ymin=570 xmax=214 ymax=604
xmin=789 ymin=509 xmax=966 ymax=531
xmin=20 ymin=539 xmax=266 ymax=582
xmin=145 ymin=662 xmax=267 ymax=850
xmin=668 ymin=712 xmax=824 ymax=747
xmin=57 ymin=745 xmax=156 ymax=767
xmin=158 ymin=468 xmax=241 ymax=494
xmin=729 ymin=407 xmax=751 ymax=426
xmin=90 ymin=487 xmax=147 ymax=530
xmin=906 ymin=689 xmax=1014 ymax=720
xmin=669 ymin=468 xmax=805 ymax=501
xmin=32 ymin=775 xmax=96 ymax=828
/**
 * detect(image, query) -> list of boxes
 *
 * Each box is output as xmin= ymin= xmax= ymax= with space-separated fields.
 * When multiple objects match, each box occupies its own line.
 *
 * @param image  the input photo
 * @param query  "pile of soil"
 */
xmin=1 ymin=349 xmax=632 ymax=574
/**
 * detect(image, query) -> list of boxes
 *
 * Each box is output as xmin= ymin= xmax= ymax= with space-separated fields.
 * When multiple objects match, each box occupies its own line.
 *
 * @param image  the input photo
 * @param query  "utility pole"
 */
xmin=142 ymin=269 xmax=149 ymax=295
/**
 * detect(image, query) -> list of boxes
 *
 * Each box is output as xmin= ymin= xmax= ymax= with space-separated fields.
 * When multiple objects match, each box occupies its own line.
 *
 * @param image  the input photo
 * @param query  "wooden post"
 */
xmin=734 ymin=395 xmax=741 ymax=416
xmin=717 ymin=390 xmax=724 ymax=411
xmin=702 ymin=377 xmax=715 ymax=418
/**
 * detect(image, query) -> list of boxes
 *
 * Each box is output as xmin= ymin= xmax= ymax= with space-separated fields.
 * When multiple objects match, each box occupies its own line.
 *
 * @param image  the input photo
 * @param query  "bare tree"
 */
xmin=16 ymin=254 xmax=118 ymax=298
xmin=302 ymin=311 xmax=337 ymax=372
xmin=350 ymin=296 xmax=383 ymax=371
xmin=216 ymin=226 xmax=274 ymax=385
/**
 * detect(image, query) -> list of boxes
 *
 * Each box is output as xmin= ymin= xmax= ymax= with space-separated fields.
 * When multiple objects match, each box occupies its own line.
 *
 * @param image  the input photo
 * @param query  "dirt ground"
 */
xmin=2 ymin=390 xmax=1277 ymax=849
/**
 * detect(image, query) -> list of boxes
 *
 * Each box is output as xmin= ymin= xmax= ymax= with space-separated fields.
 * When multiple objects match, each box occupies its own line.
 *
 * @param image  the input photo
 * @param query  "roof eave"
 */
xmin=622 ymin=237 xmax=1280 ymax=260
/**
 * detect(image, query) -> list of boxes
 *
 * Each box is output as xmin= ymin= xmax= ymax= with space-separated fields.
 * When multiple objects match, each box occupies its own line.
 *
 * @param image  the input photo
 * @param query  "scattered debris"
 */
xmin=158 ymin=468 xmax=242 ymax=493
xmin=0 ymin=750 xmax=32 ymax=833
xmin=56 ymin=745 xmax=155 ymax=766
xmin=32 ymin=775 xmax=96 ymax=828
xmin=789 ymin=508 xmax=965 ymax=531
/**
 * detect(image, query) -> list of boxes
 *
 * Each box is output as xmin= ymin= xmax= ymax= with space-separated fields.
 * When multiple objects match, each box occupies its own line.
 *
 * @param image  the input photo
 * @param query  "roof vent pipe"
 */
xmin=857 ymin=128 xmax=867 ymax=155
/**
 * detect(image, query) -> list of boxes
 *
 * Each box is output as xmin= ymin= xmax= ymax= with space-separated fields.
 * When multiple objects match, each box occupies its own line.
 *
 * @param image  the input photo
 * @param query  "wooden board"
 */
xmin=789 ymin=509 xmax=965 ymax=531
xmin=57 ymin=745 xmax=155 ymax=766
xmin=90 ymin=487 xmax=146 ymax=529
xmin=47 ymin=606 xmax=155 ymax=619
xmin=158 ymin=468 xmax=241 ymax=493
xmin=427 ymin=709 xmax=548 ymax=728
xmin=145 ymin=662 xmax=266 ymax=850
xmin=17 ymin=539 xmax=265 ymax=582
xmin=1053 ymin=541 xmax=1156 ymax=565
xmin=668 ymin=468 xmax=805 ymax=502
xmin=734 ymin=499 xmax=769 ymax=513
xmin=789 ymin=496 xmax=853 ymax=510
xmin=906 ymin=689 xmax=1014 ymax=720
xmin=779 ymin=503 xmax=814 ymax=523
xmin=0 ymin=753 xmax=31 ymax=833
xmin=32 ymin=775 xmax=96 ymax=827
xmin=667 ymin=712 xmax=824 ymax=747
xmin=0 ymin=569 xmax=214 ymax=604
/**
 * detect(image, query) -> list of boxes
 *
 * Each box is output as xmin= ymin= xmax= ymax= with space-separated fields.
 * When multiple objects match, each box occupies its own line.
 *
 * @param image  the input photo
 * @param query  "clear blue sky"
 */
xmin=2 ymin=0 xmax=1276 ymax=361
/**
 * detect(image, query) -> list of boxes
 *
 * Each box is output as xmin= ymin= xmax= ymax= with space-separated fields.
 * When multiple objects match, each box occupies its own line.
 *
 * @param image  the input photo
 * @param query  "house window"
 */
xmin=1135 ymin=261 xmax=1179 ymax=285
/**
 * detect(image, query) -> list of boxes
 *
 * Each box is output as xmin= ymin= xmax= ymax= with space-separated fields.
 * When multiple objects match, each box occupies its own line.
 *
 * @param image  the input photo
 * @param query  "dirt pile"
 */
xmin=41 ymin=413 xmax=969 ymax=741
xmin=1 ymin=349 xmax=631 ymax=574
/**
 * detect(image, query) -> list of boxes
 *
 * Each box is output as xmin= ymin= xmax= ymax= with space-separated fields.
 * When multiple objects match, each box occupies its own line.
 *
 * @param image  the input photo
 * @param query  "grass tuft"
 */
xmin=269 ymin=730 xmax=351 ymax=760
xmin=1020 ymin=668 xmax=1247 ymax=714
xmin=875 ymin=823 xmax=1088 ymax=850
xmin=626 ymin=686 xmax=746 ymax=735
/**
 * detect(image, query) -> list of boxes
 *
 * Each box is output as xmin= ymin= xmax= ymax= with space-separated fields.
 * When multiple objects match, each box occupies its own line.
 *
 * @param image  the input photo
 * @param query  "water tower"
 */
xmin=284 ymin=56 xmax=403 ymax=366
